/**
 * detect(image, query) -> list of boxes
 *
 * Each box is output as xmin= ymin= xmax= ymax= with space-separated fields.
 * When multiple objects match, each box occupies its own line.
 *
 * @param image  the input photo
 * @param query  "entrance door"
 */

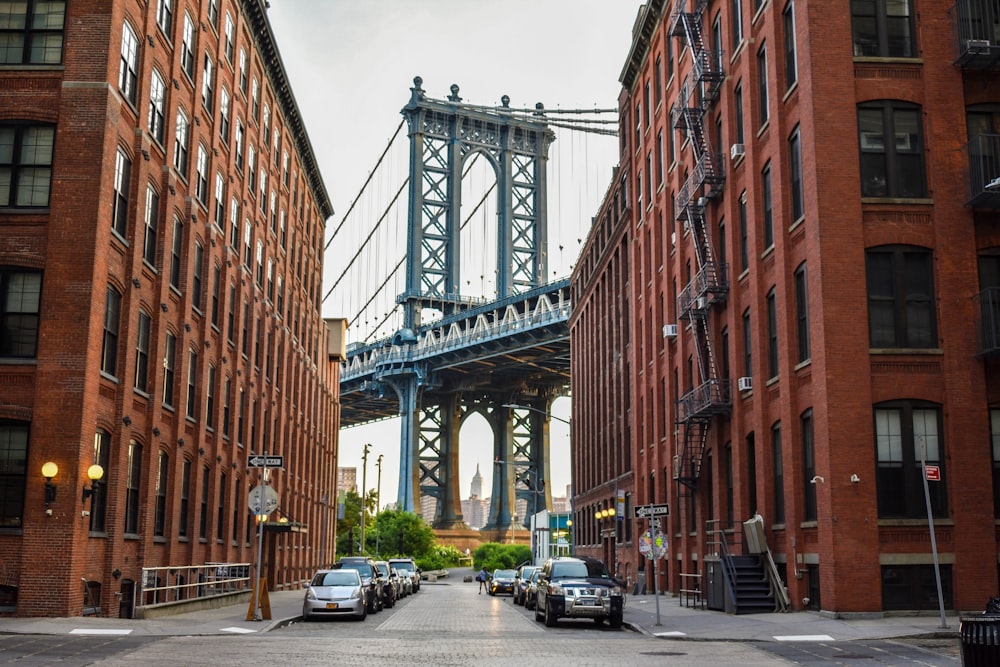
xmin=118 ymin=579 xmax=135 ymax=619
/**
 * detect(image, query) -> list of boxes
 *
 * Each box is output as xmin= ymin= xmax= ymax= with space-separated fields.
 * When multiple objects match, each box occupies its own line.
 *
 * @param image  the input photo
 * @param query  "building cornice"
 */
xmin=619 ymin=0 xmax=666 ymax=91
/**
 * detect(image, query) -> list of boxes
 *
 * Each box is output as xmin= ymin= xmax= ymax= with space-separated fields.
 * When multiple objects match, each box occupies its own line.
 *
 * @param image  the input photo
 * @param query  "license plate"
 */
xmin=325 ymin=603 xmax=338 ymax=609
xmin=578 ymin=597 xmax=597 ymax=605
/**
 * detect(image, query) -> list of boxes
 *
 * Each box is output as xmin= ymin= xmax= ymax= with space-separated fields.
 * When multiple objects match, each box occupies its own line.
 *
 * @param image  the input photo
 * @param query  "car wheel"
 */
xmin=543 ymin=600 xmax=557 ymax=627
xmin=357 ymin=604 xmax=368 ymax=621
xmin=609 ymin=612 xmax=623 ymax=629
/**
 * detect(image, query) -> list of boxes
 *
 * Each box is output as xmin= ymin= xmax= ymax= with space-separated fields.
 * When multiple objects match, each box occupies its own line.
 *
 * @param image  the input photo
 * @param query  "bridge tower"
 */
xmin=384 ymin=78 xmax=557 ymax=529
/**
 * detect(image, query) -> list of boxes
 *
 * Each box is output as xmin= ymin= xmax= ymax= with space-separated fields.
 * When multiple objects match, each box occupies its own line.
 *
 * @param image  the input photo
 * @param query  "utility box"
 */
xmin=705 ymin=556 xmax=725 ymax=611
xmin=325 ymin=318 xmax=348 ymax=361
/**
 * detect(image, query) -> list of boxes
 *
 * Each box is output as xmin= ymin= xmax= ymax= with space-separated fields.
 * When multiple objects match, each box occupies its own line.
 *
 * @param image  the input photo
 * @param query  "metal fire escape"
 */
xmin=669 ymin=0 xmax=731 ymax=496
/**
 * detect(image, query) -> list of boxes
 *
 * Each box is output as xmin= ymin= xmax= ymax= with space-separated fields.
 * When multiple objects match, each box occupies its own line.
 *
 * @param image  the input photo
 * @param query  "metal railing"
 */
xmin=953 ymin=0 xmax=1000 ymax=66
xmin=975 ymin=286 xmax=1000 ymax=356
xmin=139 ymin=562 xmax=252 ymax=607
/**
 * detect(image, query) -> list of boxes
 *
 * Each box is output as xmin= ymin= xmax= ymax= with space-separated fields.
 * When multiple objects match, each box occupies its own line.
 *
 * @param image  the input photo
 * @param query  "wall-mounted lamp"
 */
xmin=82 ymin=464 xmax=105 ymax=502
xmin=810 ymin=475 xmax=825 ymax=484
xmin=152 ymin=427 xmax=160 ymax=436
xmin=595 ymin=508 xmax=616 ymax=520
xmin=122 ymin=415 xmax=131 ymax=426
xmin=177 ymin=438 xmax=185 ymax=447
xmin=131 ymin=278 xmax=141 ymax=288
xmin=112 ymin=568 xmax=122 ymax=580
xmin=42 ymin=461 xmax=58 ymax=512
xmin=850 ymin=474 xmax=861 ymax=484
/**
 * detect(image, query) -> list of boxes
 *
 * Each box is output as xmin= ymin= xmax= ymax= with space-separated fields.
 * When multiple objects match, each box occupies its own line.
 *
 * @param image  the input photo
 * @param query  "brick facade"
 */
xmin=571 ymin=0 xmax=1000 ymax=613
xmin=0 ymin=0 xmax=340 ymax=617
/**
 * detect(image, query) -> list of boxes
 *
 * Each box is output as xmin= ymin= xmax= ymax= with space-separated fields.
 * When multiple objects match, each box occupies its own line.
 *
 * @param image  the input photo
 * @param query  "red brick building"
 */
xmin=0 ymin=0 xmax=342 ymax=617
xmin=571 ymin=0 xmax=1000 ymax=613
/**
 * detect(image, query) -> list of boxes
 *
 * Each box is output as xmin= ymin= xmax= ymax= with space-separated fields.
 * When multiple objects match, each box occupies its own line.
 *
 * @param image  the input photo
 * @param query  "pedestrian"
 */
xmin=477 ymin=566 xmax=489 ymax=594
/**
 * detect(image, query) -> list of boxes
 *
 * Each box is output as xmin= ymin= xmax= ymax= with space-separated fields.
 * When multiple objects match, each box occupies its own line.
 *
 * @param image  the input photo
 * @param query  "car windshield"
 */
xmin=391 ymin=561 xmax=415 ymax=573
xmin=340 ymin=563 xmax=374 ymax=578
xmin=494 ymin=570 xmax=516 ymax=579
xmin=551 ymin=561 xmax=610 ymax=579
xmin=375 ymin=563 xmax=389 ymax=577
xmin=313 ymin=571 xmax=359 ymax=587
xmin=520 ymin=567 xmax=538 ymax=578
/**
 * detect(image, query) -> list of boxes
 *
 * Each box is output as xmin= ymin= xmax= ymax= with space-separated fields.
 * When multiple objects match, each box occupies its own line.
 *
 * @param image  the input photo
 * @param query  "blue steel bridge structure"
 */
xmin=333 ymin=78 xmax=615 ymax=531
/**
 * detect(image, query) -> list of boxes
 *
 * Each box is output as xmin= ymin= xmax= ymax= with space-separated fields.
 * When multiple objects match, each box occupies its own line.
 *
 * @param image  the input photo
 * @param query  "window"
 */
xmin=89 ymin=429 xmax=110 ymax=532
xmin=192 ymin=241 xmax=203 ymax=311
xmin=213 ymin=172 xmax=225 ymax=228
xmin=241 ymin=300 xmax=249 ymax=356
xmin=247 ymin=146 xmax=255 ymax=195
xmin=224 ymin=13 xmax=234 ymax=62
xmin=0 ymin=421 xmax=28 ymax=528
xmin=783 ymin=2 xmax=797 ymax=89
xmin=206 ymin=363 xmax=216 ymax=427
xmin=263 ymin=104 xmax=271 ymax=141
xmin=0 ymin=123 xmax=55 ymax=207
xmin=237 ymin=387 xmax=245 ymax=445
xmin=757 ymin=44 xmax=768 ymax=127
xmin=258 ymin=167 xmax=267 ymax=212
xmin=282 ymin=152 xmax=290 ymax=187
xmin=761 ymin=164 xmax=773 ymax=248
xmin=211 ymin=264 xmax=220 ymax=327
xmin=866 ymin=246 xmax=936 ymax=348
xmin=794 ymin=262 xmax=810 ymax=362
xmin=882 ymin=564 xmax=952 ymax=611
xmin=232 ymin=477 xmax=241 ymax=542
xmin=992 ymin=409 xmax=1000 ymax=517
xmin=276 ymin=275 xmax=284 ymax=315
xmin=219 ymin=88 xmax=230 ymax=144
xmin=180 ymin=13 xmax=195 ymax=78
xmin=135 ymin=310 xmax=150 ymax=391
xmin=738 ymin=192 xmax=748 ymax=272
xmin=186 ymin=347 xmax=197 ymax=419
xmin=199 ymin=465 xmax=209 ymax=539
xmin=154 ymin=451 xmax=169 ymax=537
xmin=201 ymin=53 xmax=214 ymax=112
xmin=227 ymin=283 xmax=236 ymax=343
xmin=156 ymin=0 xmax=173 ymax=36
xmin=858 ymin=101 xmax=925 ymax=198
xmin=251 ymin=78 xmax=260 ymax=121
xmin=223 ymin=376 xmax=232 ymax=438
xmin=766 ymin=287 xmax=778 ymax=378
xmin=229 ymin=196 xmax=240 ymax=248
xmin=266 ymin=258 xmax=274 ymax=302
xmin=149 ymin=71 xmax=166 ymax=145
xmin=243 ymin=221 xmax=252 ymax=268
xmin=179 ymin=458 xmax=191 ymax=537
xmin=216 ymin=472 xmax=226 ymax=541
xmin=195 ymin=145 xmax=209 ymax=205
xmin=101 ymin=286 xmax=121 ymax=377
xmin=234 ymin=119 xmax=244 ymax=171
xmin=801 ymin=409 xmax=816 ymax=521
xmin=0 ymin=0 xmax=65 ymax=64
xmin=731 ymin=0 xmax=743 ymax=51
xmin=173 ymin=109 xmax=189 ymax=175
xmin=875 ymin=402 xmax=946 ymax=518
xmin=124 ymin=440 xmax=142 ymax=534
xmin=119 ymin=22 xmax=139 ymax=104
xmin=238 ymin=48 xmax=248 ymax=93
xmin=111 ymin=148 xmax=131 ymax=238
xmin=772 ymin=421 xmax=784 ymax=523
xmin=169 ymin=216 xmax=182 ymax=289
xmin=163 ymin=331 xmax=176 ymax=407
xmin=789 ymin=126 xmax=803 ymax=221
xmin=0 ymin=269 xmax=41 ymax=357
xmin=143 ymin=185 xmax=159 ymax=266
xmin=734 ymin=81 xmax=745 ymax=145
xmin=742 ymin=308 xmax=752 ymax=377
xmin=207 ymin=0 xmax=219 ymax=29
xmin=851 ymin=0 xmax=915 ymax=58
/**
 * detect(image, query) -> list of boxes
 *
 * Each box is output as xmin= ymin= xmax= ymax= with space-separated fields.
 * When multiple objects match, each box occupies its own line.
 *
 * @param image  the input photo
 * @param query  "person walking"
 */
xmin=477 ymin=567 xmax=489 ymax=594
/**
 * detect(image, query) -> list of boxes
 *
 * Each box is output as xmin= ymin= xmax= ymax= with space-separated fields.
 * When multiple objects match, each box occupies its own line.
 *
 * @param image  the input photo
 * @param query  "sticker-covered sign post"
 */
xmin=246 ymin=451 xmax=280 ymax=621
xmin=635 ymin=504 xmax=669 ymax=626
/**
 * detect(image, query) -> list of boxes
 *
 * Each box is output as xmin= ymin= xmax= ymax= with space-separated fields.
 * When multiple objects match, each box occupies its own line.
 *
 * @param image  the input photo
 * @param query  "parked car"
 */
xmin=373 ymin=560 xmax=397 ymax=608
xmin=524 ymin=569 xmax=542 ymax=611
xmin=388 ymin=557 xmax=421 ymax=593
xmin=488 ymin=568 xmax=517 ymax=596
xmin=393 ymin=567 xmax=412 ymax=597
xmin=513 ymin=564 xmax=539 ymax=605
xmin=534 ymin=556 xmax=623 ymax=628
xmin=336 ymin=557 xmax=384 ymax=613
xmin=302 ymin=568 xmax=367 ymax=621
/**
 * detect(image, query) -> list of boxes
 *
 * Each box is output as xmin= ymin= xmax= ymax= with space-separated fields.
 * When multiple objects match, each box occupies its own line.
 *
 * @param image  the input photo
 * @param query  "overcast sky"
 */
xmin=266 ymin=1 xmax=642 ymax=507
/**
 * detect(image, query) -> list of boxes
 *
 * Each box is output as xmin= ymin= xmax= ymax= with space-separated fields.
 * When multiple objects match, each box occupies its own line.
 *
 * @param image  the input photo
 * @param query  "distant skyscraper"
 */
xmin=338 ymin=468 xmax=358 ymax=495
xmin=470 ymin=464 xmax=483 ymax=498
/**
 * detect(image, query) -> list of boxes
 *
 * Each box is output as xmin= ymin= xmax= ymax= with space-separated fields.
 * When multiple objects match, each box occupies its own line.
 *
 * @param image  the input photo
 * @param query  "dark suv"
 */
xmin=335 ymin=557 xmax=384 ymax=613
xmin=534 ymin=556 xmax=623 ymax=628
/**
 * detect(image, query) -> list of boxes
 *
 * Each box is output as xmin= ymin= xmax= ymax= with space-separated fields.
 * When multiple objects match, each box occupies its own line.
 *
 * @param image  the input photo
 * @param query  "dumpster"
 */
xmin=960 ymin=615 xmax=1000 ymax=666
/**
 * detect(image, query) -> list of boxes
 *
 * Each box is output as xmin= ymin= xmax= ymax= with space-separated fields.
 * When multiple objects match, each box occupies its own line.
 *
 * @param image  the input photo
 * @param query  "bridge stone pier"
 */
xmin=339 ymin=79 xmax=570 ymax=531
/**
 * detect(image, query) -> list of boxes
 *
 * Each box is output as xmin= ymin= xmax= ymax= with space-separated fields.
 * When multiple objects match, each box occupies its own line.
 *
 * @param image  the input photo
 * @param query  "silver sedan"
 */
xmin=302 ymin=569 xmax=367 ymax=621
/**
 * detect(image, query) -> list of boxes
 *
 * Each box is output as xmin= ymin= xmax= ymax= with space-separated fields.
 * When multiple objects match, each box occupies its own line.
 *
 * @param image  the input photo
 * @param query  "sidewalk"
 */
xmin=621 ymin=592 xmax=961 ymax=642
xmin=0 ymin=582 xmax=962 ymax=642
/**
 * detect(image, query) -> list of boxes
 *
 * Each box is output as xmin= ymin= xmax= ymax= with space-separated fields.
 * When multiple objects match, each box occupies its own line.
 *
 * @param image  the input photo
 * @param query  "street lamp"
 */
xmin=502 ymin=403 xmax=570 ymax=425
xmin=360 ymin=443 xmax=370 ymax=556
xmin=375 ymin=454 xmax=383 ymax=558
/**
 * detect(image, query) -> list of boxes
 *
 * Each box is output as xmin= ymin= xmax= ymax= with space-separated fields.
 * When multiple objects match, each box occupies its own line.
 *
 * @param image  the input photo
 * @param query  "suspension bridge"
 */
xmin=324 ymin=77 xmax=618 ymax=531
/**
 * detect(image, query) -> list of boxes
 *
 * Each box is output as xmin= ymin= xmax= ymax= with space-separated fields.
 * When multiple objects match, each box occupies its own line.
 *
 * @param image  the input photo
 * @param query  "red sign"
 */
xmin=925 ymin=465 xmax=941 ymax=481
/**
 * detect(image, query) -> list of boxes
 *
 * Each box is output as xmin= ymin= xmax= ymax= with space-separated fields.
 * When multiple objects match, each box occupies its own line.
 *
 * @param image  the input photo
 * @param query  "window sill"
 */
xmin=878 ymin=518 xmax=953 ymax=527
xmin=782 ymin=81 xmax=798 ymax=103
xmin=852 ymin=56 xmax=923 ymax=65
xmin=861 ymin=197 xmax=933 ymax=206
xmin=869 ymin=348 xmax=943 ymax=356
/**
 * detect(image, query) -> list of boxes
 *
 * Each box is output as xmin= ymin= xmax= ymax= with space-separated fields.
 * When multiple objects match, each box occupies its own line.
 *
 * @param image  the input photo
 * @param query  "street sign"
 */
xmin=248 ymin=455 xmax=284 ymax=468
xmin=638 ymin=528 xmax=668 ymax=559
xmin=634 ymin=503 xmax=670 ymax=518
xmin=925 ymin=465 xmax=941 ymax=481
xmin=247 ymin=484 xmax=279 ymax=515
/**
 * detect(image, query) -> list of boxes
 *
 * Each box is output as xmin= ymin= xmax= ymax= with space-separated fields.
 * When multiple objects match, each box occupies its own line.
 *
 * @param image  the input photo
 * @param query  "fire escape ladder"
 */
xmin=674 ymin=417 xmax=711 ymax=492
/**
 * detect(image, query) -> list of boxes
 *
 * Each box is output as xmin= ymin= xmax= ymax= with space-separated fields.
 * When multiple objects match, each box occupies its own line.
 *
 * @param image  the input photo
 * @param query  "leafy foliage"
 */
xmin=416 ymin=544 xmax=465 ymax=571
xmin=473 ymin=542 xmax=531 ymax=572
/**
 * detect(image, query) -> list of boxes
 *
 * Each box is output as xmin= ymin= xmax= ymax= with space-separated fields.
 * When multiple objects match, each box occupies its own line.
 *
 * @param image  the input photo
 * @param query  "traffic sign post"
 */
xmin=635 ymin=506 xmax=669 ymax=627
xmin=634 ymin=503 xmax=669 ymax=519
xmin=246 ymin=450 xmax=279 ymax=622
xmin=248 ymin=455 xmax=284 ymax=468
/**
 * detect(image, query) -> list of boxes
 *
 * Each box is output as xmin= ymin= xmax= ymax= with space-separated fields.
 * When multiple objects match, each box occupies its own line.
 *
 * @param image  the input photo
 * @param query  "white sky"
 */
xmin=266 ymin=1 xmax=641 ymax=506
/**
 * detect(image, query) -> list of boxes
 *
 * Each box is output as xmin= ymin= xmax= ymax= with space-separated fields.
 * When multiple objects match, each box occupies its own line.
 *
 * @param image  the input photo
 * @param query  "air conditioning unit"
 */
xmin=670 ymin=231 xmax=676 ymax=245
xmin=694 ymin=296 xmax=708 ymax=310
xmin=730 ymin=143 xmax=745 ymax=159
xmin=662 ymin=324 xmax=678 ymax=338
xmin=966 ymin=38 xmax=991 ymax=50
xmin=672 ymin=455 xmax=681 ymax=480
xmin=737 ymin=376 xmax=753 ymax=392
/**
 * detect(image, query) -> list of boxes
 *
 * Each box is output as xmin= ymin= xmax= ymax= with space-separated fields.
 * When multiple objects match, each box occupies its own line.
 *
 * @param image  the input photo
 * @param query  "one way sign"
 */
xmin=248 ymin=455 xmax=284 ymax=468
xmin=634 ymin=503 xmax=670 ymax=518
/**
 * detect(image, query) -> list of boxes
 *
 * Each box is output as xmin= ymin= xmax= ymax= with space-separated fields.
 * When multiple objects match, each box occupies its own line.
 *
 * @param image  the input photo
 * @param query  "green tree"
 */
xmin=371 ymin=509 xmax=435 ymax=558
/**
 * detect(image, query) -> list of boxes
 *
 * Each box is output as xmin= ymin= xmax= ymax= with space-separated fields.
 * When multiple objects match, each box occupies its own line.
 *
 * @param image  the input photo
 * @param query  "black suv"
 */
xmin=534 ymin=556 xmax=623 ymax=628
xmin=335 ymin=557 xmax=384 ymax=613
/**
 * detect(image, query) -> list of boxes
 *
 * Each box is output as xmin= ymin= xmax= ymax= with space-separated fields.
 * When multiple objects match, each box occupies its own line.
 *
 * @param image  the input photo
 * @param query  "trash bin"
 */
xmin=960 ymin=615 xmax=1000 ymax=666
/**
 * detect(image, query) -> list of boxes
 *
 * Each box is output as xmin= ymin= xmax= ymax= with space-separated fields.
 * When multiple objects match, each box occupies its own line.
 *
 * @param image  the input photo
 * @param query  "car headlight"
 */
xmin=305 ymin=588 xmax=316 ymax=601
xmin=351 ymin=588 xmax=362 ymax=600
xmin=549 ymin=583 xmax=566 ymax=596
xmin=608 ymin=585 xmax=623 ymax=597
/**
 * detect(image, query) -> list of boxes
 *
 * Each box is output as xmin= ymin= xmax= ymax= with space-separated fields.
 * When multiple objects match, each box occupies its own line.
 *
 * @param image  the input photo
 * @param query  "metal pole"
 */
xmin=252 ymin=452 xmax=268 ymax=621
xmin=360 ymin=443 xmax=370 ymax=556
xmin=919 ymin=437 xmax=948 ymax=629
xmin=652 ymin=517 xmax=661 ymax=626
xmin=376 ymin=454 xmax=383 ymax=558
